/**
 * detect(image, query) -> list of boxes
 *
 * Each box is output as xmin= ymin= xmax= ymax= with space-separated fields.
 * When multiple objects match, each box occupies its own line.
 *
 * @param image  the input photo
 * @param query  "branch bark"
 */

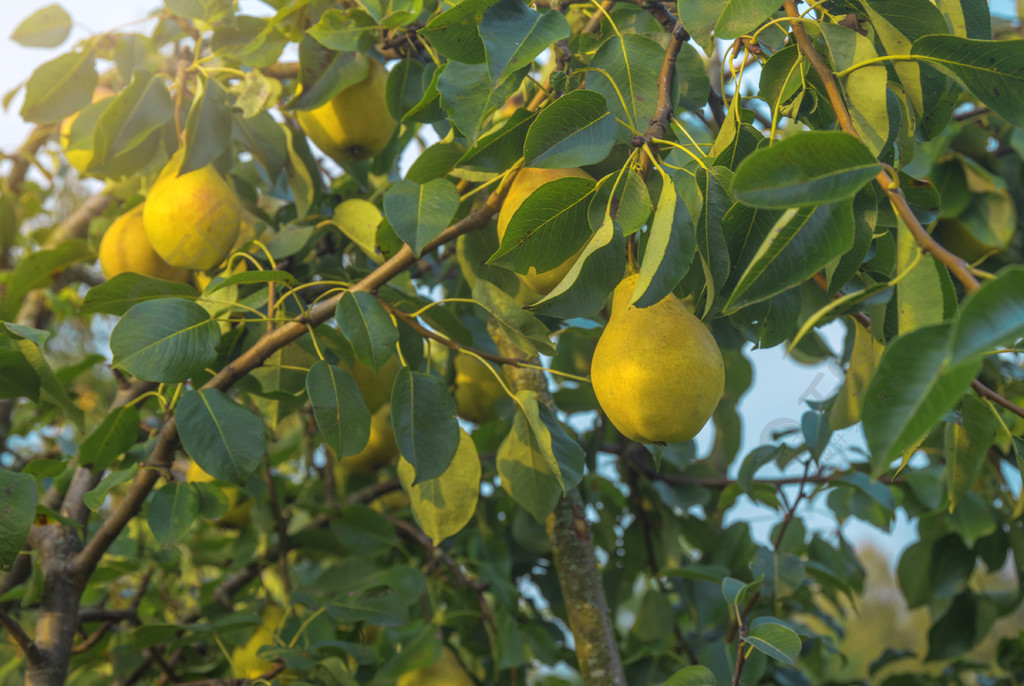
xmin=781 ymin=0 xmax=980 ymax=294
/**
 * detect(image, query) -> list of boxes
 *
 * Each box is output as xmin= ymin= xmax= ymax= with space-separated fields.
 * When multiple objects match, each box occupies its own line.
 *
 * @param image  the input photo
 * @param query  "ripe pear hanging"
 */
xmin=591 ymin=273 xmax=724 ymax=444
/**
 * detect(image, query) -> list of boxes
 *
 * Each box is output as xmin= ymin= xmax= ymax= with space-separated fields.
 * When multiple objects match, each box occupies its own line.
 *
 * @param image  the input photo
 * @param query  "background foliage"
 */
xmin=1 ymin=0 xmax=1024 ymax=685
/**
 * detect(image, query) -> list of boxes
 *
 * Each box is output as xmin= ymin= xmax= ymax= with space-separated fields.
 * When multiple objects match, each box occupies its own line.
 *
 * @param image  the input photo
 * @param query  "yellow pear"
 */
xmin=590 ymin=272 xmax=724 ymax=444
xmin=343 ymin=355 xmax=400 ymax=412
xmin=98 ymin=204 xmax=190 ymax=282
xmin=496 ymin=167 xmax=594 ymax=295
xmin=60 ymin=86 xmax=115 ymax=172
xmin=295 ymin=59 xmax=397 ymax=163
xmin=143 ymin=149 xmax=241 ymax=270
xmin=231 ymin=605 xmax=287 ymax=679
xmin=186 ymin=461 xmax=253 ymax=528
xmin=453 ymin=354 xmax=506 ymax=423
xmin=335 ymin=405 xmax=398 ymax=477
xmin=396 ymin=646 xmax=475 ymax=686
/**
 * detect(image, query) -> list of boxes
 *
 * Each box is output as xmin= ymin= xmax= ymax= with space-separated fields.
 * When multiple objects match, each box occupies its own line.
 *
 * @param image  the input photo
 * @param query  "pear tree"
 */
xmin=1 ymin=1 xmax=1024 ymax=685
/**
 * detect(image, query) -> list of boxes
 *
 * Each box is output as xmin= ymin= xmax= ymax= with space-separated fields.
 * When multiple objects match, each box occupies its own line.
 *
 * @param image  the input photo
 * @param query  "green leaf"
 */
xmin=488 ymin=176 xmax=596 ymax=274
xmin=587 ymin=167 xmax=651 ymax=237
xmin=437 ymin=61 xmax=521 ymax=142
xmin=945 ymin=394 xmax=995 ymax=511
xmin=335 ymin=291 xmax=400 ymax=373
xmin=496 ymin=395 xmax=562 ymax=522
xmin=896 ymin=222 xmax=947 ymax=335
xmin=479 ymin=0 xmax=570 ymax=85
xmin=110 ymin=298 xmax=220 ymax=383
xmin=0 ymin=470 xmax=37 ymax=571
xmin=16 ymin=338 xmax=84 ymax=429
xmin=695 ymin=166 xmax=733 ymax=312
xmin=90 ymin=71 xmax=174 ymax=177
xmin=0 ymin=340 xmax=40 ymax=401
xmin=79 ymin=405 xmax=141 ymax=471
xmin=390 ymin=368 xmax=460 ymax=484
xmin=862 ymin=323 xmax=980 ymax=475
xmin=2 ymin=239 xmax=93 ymax=320
xmin=397 ymin=428 xmax=481 ymax=545
xmin=912 ymin=36 xmax=1024 ymax=126
xmin=420 ymin=0 xmax=499 ymax=64
xmin=676 ymin=42 xmax=712 ymax=111
xmin=205 ymin=270 xmax=297 ymax=295
xmin=722 ymin=575 xmax=761 ymax=607
xmin=723 ymin=202 xmax=855 ymax=313
xmin=290 ymin=39 xmax=369 ymax=111
xmin=81 ymin=273 xmax=198 ymax=316
xmin=631 ymin=175 xmax=695 ymax=308
xmin=586 ymin=33 xmax=664 ymax=133
xmin=306 ymin=361 xmax=371 ymax=458
xmin=83 ymin=464 xmax=139 ymax=513
xmin=308 ymin=8 xmax=378 ymax=52
xmin=820 ymin=23 xmax=892 ymax=157
xmin=181 ymin=76 xmax=233 ymax=175
xmin=665 ymin=665 xmax=717 ymax=686
xmin=731 ymin=131 xmax=881 ymax=209
xmin=935 ymin=0 xmax=991 ymax=40
xmin=951 ymin=266 xmax=1024 ymax=364
xmin=177 ymin=389 xmax=266 ymax=486
xmin=523 ymin=90 xmax=615 ymax=168
xmin=383 ymin=178 xmax=461 ymax=257
xmin=457 ymin=109 xmax=534 ymax=173
xmin=333 ymin=198 xmax=384 ymax=263
xmin=20 ymin=49 xmax=96 ymax=124
xmin=232 ymin=110 xmax=287 ymax=180
xmin=744 ymin=617 xmax=801 ymax=665
xmin=10 ymin=4 xmax=71 ymax=48
xmin=470 ymin=279 xmax=556 ymax=356
xmin=147 ymin=483 xmax=199 ymax=545
xmin=530 ymin=212 xmax=624 ymax=319
xmin=715 ymin=0 xmax=782 ymax=40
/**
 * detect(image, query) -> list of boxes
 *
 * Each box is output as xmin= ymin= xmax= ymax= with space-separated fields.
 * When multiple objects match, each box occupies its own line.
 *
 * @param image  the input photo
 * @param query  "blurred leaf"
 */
xmin=0 ymin=471 xmax=37 ymax=571
xmin=20 ymin=49 xmax=96 ymax=123
xmin=951 ymin=266 xmax=1024 ymax=364
xmin=10 ymin=4 xmax=71 ymax=48
xmin=744 ymin=617 xmax=801 ymax=665
xmin=177 ymin=389 xmax=266 ymax=485
xmin=90 ymin=71 xmax=173 ymax=177
xmin=83 ymin=464 xmax=138 ymax=513
xmin=79 ymin=405 xmax=140 ymax=471
xmin=308 ymin=8 xmax=378 ymax=52
xmin=147 ymin=483 xmax=199 ymax=545
xmin=945 ymin=394 xmax=995 ymax=510
xmin=665 ymin=665 xmax=716 ymax=686
xmin=2 ymin=239 xmax=93 ymax=320
xmin=110 ymin=298 xmax=220 ymax=383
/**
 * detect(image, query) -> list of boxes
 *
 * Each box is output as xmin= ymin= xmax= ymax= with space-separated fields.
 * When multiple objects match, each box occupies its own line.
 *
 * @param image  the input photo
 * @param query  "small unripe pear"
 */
xmin=591 ymin=273 xmax=724 ymax=443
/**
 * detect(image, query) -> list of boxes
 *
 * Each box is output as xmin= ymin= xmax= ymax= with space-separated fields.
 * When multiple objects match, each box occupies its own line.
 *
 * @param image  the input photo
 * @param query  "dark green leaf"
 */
xmin=306 ymin=361 xmax=371 ymax=458
xmin=951 ymin=266 xmax=1024 ymax=364
xmin=177 ymin=389 xmax=266 ymax=485
xmin=383 ymin=178 xmax=461 ymax=256
xmin=90 ymin=71 xmax=174 ymax=177
xmin=81 ymin=273 xmax=198 ymax=316
xmin=586 ymin=34 xmax=663 ymax=133
xmin=111 ymin=299 xmax=219 ymax=383
xmin=232 ymin=110 xmax=287 ymax=180
xmin=437 ymin=61 xmax=521 ymax=141
xmin=147 ymin=482 xmax=199 ymax=545
xmin=744 ymin=617 xmax=802 ymax=665
xmin=79 ymin=406 xmax=141 ymax=471
xmin=631 ymin=174 xmax=695 ymax=308
xmin=695 ymin=166 xmax=733 ymax=311
xmin=732 ymin=131 xmax=881 ymax=208
xmin=181 ymin=76 xmax=233 ymax=174
xmin=0 ymin=471 xmax=37 ymax=571
xmin=335 ymin=291 xmax=400 ymax=373
xmin=83 ymin=465 xmax=139 ymax=513
xmin=390 ymin=368 xmax=460 ymax=483
xmin=290 ymin=40 xmax=369 ymax=110
xmin=420 ymin=0 xmax=499 ymax=64
xmin=457 ymin=109 xmax=533 ymax=173
xmin=524 ymin=90 xmax=615 ymax=168
xmin=479 ymin=0 xmax=570 ymax=85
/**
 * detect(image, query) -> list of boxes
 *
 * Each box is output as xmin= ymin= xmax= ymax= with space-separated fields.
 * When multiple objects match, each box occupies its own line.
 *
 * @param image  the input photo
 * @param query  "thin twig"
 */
xmin=0 ymin=607 xmax=42 ymax=663
xmin=381 ymin=300 xmax=525 ymax=367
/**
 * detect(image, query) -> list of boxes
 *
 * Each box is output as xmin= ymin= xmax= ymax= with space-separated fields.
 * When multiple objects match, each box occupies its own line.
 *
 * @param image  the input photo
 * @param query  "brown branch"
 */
xmin=384 ymin=514 xmax=496 ymax=631
xmin=972 ymin=379 xmax=1024 ymax=420
xmin=781 ymin=0 xmax=980 ymax=294
xmin=72 ymin=181 xmax=510 ymax=582
xmin=635 ymin=20 xmax=688 ymax=178
xmin=582 ymin=0 xmax=614 ymax=34
xmin=0 ymin=606 xmax=42 ymax=663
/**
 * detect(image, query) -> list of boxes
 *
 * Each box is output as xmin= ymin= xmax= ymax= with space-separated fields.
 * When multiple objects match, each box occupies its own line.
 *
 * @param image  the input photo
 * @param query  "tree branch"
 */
xmin=72 ymin=183 xmax=510 ymax=581
xmin=0 ymin=606 xmax=42 ymax=664
xmin=781 ymin=0 xmax=980 ymax=294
